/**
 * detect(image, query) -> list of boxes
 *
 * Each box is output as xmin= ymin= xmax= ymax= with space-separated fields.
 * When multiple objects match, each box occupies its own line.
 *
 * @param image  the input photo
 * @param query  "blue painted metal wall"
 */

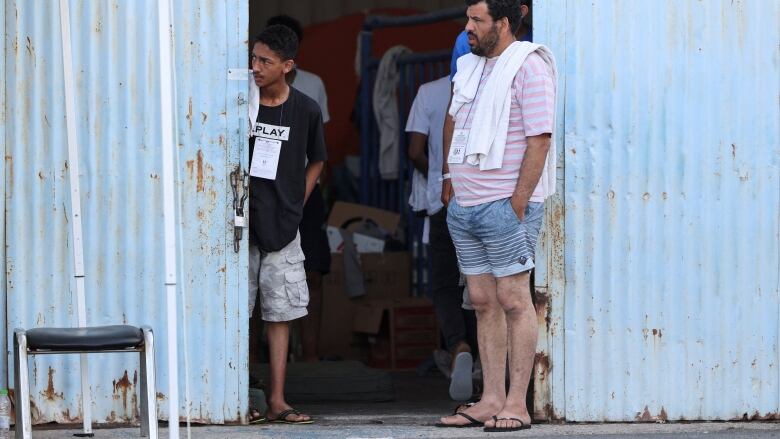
xmin=2 ymin=0 xmax=248 ymax=424
xmin=537 ymin=0 xmax=780 ymax=421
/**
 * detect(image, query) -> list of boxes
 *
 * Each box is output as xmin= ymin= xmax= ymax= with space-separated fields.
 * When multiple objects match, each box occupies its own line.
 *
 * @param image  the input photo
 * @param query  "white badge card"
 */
xmin=253 ymin=122 xmax=290 ymax=141
xmin=448 ymin=129 xmax=468 ymax=164
xmin=250 ymin=137 xmax=283 ymax=180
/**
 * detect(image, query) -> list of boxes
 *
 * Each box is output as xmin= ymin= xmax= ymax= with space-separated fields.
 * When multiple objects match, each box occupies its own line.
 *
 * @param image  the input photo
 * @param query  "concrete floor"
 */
xmin=26 ymin=420 xmax=780 ymax=439
xmin=21 ymin=372 xmax=780 ymax=438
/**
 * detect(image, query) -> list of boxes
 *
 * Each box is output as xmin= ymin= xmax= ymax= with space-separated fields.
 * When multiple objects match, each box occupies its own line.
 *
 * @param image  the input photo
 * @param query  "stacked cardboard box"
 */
xmin=317 ymin=202 xmax=437 ymax=370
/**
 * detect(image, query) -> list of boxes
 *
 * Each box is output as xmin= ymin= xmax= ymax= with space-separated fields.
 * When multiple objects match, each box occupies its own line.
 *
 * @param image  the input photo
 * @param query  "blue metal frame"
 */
xmin=358 ymin=8 xmax=462 ymax=296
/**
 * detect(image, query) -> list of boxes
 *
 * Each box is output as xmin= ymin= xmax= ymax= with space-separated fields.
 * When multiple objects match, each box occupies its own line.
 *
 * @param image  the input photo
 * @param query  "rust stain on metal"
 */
xmin=186 ymin=97 xmax=193 ymax=130
xmin=8 ymin=389 xmax=16 ymax=421
xmin=534 ymin=351 xmax=550 ymax=382
xmin=534 ymin=289 xmax=551 ymax=328
xmin=196 ymin=150 xmax=205 ymax=192
xmin=112 ymin=369 xmax=138 ymax=418
xmin=201 ymin=112 xmax=208 ymax=124
xmin=652 ymin=328 xmax=663 ymax=338
xmin=25 ymin=36 xmax=36 ymax=67
xmin=29 ymin=400 xmax=42 ymax=424
xmin=42 ymin=367 xmax=63 ymax=401
xmin=636 ymin=405 xmax=668 ymax=423
xmin=746 ymin=411 xmax=780 ymax=421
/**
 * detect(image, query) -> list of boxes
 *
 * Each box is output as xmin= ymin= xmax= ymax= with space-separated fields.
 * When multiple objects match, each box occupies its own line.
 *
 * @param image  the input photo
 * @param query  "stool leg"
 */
xmin=13 ymin=330 xmax=32 ymax=439
xmin=140 ymin=327 xmax=158 ymax=439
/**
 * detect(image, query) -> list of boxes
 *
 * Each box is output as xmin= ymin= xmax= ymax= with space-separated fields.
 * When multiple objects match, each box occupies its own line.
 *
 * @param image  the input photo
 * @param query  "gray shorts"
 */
xmin=249 ymin=232 xmax=309 ymax=322
xmin=447 ymin=198 xmax=544 ymax=278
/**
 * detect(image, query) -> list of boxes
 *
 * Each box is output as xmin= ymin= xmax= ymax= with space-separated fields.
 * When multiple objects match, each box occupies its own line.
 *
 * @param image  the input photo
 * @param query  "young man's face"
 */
xmin=465 ymin=2 xmax=503 ymax=57
xmin=251 ymin=42 xmax=293 ymax=88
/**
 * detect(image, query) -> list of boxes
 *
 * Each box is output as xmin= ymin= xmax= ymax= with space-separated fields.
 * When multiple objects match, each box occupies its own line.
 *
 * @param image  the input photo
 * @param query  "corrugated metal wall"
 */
xmin=538 ymin=0 xmax=780 ymax=421
xmin=0 ymin=0 xmax=7 ymax=393
xmin=3 ymin=0 xmax=249 ymax=424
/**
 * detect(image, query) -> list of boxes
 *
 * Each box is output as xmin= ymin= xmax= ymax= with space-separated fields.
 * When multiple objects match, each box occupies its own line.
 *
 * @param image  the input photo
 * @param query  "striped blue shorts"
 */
xmin=447 ymin=198 xmax=544 ymax=278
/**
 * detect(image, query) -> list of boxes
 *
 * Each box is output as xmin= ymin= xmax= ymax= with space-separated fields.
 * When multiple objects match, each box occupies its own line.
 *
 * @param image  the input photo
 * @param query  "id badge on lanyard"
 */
xmin=447 ymin=129 xmax=468 ymax=164
xmin=250 ymin=121 xmax=290 ymax=180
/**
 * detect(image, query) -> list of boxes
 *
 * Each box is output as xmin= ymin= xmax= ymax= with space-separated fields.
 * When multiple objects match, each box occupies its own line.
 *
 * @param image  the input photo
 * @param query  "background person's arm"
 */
xmin=408 ymin=132 xmax=429 ymax=175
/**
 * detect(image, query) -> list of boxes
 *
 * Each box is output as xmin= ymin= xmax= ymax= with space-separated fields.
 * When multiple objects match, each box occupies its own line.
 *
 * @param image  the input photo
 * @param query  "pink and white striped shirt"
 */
xmin=451 ymin=52 xmax=555 ymax=207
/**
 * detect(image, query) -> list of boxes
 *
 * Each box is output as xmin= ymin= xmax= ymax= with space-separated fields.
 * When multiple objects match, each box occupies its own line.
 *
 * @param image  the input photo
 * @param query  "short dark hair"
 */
xmin=465 ymin=0 xmax=522 ymax=34
xmin=253 ymin=24 xmax=299 ymax=61
xmin=520 ymin=0 xmax=532 ymax=34
xmin=266 ymin=15 xmax=303 ymax=43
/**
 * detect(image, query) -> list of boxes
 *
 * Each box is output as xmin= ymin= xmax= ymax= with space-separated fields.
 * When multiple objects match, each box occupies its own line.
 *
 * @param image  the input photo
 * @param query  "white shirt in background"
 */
xmin=405 ymin=75 xmax=451 ymax=215
xmin=292 ymin=68 xmax=330 ymax=124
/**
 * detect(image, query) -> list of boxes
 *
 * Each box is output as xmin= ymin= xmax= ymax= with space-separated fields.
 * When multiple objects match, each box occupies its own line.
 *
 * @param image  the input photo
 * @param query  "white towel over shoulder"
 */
xmin=449 ymin=41 xmax=558 ymax=197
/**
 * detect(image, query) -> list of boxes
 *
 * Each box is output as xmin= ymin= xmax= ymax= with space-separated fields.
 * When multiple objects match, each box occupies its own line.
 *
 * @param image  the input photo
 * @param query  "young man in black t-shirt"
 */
xmin=248 ymin=25 xmax=326 ymax=425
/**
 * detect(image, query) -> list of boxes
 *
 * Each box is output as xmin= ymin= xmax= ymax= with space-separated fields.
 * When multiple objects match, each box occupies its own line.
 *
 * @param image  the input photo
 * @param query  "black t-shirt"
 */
xmin=249 ymin=87 xmax=327 ymax=252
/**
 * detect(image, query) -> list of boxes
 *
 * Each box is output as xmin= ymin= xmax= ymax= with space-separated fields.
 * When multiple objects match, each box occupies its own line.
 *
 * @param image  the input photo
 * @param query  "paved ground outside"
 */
xmin=20 ymin=371 xmax=780 ymax=438
xmin=25 ymin=420 xmax=780 ymax=438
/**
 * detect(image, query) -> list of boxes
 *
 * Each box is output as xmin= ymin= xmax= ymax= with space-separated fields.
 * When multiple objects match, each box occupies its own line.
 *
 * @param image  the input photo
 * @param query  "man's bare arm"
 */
xmin=408 ymin=132 xmax=429 ymax=175
xmin=441 ymin=85 xmax=455 ymax=207
xmin=510 ymin=133 xmax=551 ymax=220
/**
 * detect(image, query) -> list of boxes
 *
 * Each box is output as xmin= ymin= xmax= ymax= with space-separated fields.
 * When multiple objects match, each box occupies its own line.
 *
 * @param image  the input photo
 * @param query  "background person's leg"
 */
xmin=301 ymin=271 xmax=323 ymax=362
xmin=430 ymin=209 xmax=468 ymax=353
xmin=299 ymin=184 xmax=330 ymax=362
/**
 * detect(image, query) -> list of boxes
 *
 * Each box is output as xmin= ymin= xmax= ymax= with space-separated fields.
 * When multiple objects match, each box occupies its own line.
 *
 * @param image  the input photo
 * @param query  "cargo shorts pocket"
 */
xmin=284 ymin=269 xmax=309 ymax=307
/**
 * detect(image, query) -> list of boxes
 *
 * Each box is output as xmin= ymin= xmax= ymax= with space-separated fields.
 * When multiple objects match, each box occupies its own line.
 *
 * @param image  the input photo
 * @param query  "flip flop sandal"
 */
xmin=248 ymin=407 xmax=266 ymax=425
xmin=452 ymin=401 xmax=477 ymax=414
xmin=483 ymin=415 xmax=531 ymax=432
xmin=268 ymin=408 xmax=314 ymax=425
xmin=449 ymin=351 xmax=474 ymax=401
xmin=434 ymin=412 xmax=483 ymax=428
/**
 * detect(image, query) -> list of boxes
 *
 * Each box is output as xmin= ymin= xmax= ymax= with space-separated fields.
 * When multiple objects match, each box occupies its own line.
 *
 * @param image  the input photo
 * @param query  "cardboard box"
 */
xmin=326 ymin=202 xmax=401 ymax=253
xmin=361 ymin=252 xmax=411 ymax=299
xmin=318 ymin=255 xmax=368 ymax=361
xmin=353 ymin=298 xmax=438 ymax=370
xmin=326 ymin=226 xmax=386 ymax=254
xmin=328 ymin=201 xmax=400 ymax=232
xmin=318 ymin=252 xmax=412 ymax=360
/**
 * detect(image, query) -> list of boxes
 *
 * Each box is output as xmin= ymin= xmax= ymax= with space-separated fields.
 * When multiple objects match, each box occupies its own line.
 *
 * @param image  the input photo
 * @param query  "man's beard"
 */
xmin=470 ymin=24 xmax=500 ymax=56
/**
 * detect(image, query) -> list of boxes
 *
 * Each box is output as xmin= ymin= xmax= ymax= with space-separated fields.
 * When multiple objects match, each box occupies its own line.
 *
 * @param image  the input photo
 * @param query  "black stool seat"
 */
xmin=26 ymin=325 xmax=144 ymax=351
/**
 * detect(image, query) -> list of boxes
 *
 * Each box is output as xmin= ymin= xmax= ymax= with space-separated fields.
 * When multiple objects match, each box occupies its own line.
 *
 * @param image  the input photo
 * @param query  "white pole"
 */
xmin=59 ymin=0 xmax=92 ymax=434
xmin=157 ymin=1 xmax=180 ymax=438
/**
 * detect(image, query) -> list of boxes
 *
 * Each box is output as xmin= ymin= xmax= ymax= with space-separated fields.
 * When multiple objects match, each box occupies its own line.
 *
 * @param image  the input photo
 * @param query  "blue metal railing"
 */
xmin=358 ymin=8 xmax=462 ymax=296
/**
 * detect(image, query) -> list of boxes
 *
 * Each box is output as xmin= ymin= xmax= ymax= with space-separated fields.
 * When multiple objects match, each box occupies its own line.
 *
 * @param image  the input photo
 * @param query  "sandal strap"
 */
xmin=274 ymin=409 xmax=300 ymax=421
xmin=495 ymin=417 xmax=524 ymax=425
xmin=456 ymin=412 xmax=481 ymax=424
xmin=452 ymin=402 xmax=476 ymax=414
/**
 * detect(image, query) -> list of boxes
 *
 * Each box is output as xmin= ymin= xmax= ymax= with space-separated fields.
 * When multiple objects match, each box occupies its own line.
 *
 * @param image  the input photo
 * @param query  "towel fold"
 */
xmin=449 ymin=41 xmax=558 ymax=198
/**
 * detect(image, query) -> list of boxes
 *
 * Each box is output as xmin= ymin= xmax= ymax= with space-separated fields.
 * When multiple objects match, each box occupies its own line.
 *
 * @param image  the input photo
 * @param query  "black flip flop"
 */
xmin=247 ymin=407 xmax=266 ymax=425
xmin=268 ymin=408 xmax=314 ymax=425
xmin=452 ymin=401 xmax=477 ymax=414
xmin=483 ymin=415 xmax=531 ymax=432
xmin=434 ymin=412 xmax=484 ymax=428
